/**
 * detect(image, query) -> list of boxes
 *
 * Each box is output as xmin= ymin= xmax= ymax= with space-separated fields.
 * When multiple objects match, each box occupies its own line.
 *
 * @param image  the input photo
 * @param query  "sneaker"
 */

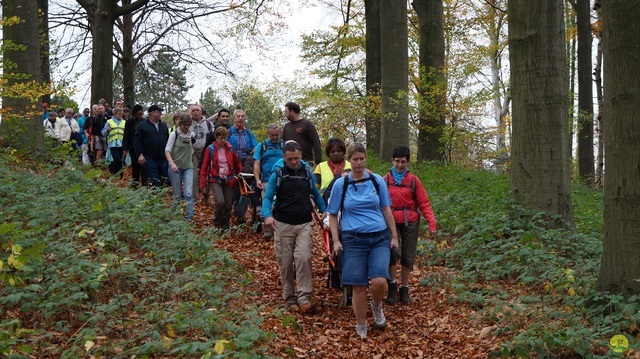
xmin=399 ymin=286 xmax=411 ymax=303
xmin=355 ymin=323 xmax=367 ymax=339
xmin=386 ymin=281 xmax=398 ymax=305
xmin=370 ymin=301 xmax=387 ymax=329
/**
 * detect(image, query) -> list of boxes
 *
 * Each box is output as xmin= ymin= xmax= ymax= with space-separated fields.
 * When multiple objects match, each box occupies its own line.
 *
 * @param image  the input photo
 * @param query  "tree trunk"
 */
xmin=1 ymin=0 xmax=43 ymax=152
xmin=38 ymin=0 xmax=51 ymax=104
xmin=594 ymin=3 xmax=605 ymax=188
xmin=121 ymin=3 xmax=136 ymax=108
xmin=413 ymin=0 xmax=446 ymax=162
xmin=596 ymin=0 xmax=640 ymax=295
xmin=78 ymin=0 xmax=148 ymax=105
xmin=379 ymin=0 xmax=409 ymax=158
xmin=576 ymin=0 xmax=595 ymax=184
xmin=566 ymin=3 xmax=576 ymax=166
xmin=508 ymin=0 xmax=575 ymax=229
xmin=89 ymin=1 xmax=117 ymax=105
xmin=365 ymin=0 xmax=382 ymax=154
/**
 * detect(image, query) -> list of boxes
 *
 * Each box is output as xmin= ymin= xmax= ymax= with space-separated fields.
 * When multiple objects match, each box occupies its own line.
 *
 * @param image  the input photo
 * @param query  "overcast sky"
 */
xmin=60 ymin=1 xmax=341 ymax=108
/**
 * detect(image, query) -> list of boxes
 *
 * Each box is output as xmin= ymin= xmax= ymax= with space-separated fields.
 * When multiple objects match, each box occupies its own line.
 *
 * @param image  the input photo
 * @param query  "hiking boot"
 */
xmin=386 ymin=281 xmax=398 ymax=305
xmin=355 ymin=323 xmax=367 ymax=339
xmin=370 ymin=301 xmax=387 ymax=329
xmin=399 ymin=286 xmax=411 ymax=303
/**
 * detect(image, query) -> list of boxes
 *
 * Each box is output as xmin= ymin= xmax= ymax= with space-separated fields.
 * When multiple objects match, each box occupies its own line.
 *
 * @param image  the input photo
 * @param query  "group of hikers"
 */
xmin=43 ymin=99 xmax=438 ymax=339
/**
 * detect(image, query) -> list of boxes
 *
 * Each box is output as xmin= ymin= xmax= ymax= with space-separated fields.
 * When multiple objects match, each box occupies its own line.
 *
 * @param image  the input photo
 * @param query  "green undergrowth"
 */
xmin=394 ymin=160 xmax=633 ymax=358
xmin=0 ymin=148 xmax=272 ymax=358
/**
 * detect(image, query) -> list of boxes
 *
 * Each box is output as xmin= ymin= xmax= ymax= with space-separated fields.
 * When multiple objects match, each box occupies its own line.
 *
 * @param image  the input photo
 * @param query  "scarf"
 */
xmin=328 ymin=160 xmax=346 ymax=176
xmin=178 ymin=129 xmax=193 ymax=144
xmin=391 ymin=166 xmax=407 ymax=185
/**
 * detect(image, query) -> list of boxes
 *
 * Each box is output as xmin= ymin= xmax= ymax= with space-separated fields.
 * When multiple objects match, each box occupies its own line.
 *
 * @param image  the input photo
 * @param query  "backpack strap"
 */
xmin=339 ymin=173 xmax=381 ymax=214
xmin=275 ymin=165 xmax=313 ymax=192
xmin=385 ymin=171 xmax=419 ymax=225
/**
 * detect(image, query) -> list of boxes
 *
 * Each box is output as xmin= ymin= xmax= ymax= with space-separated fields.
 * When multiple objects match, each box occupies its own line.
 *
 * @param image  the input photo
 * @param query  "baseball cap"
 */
xmin=148 ymin=104 xmax=164 ymax=113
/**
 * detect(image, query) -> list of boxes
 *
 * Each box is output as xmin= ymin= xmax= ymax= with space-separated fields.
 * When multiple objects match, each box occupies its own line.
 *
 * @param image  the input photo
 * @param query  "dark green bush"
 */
xmin=0 ymin=149 xmax=270 ymax=357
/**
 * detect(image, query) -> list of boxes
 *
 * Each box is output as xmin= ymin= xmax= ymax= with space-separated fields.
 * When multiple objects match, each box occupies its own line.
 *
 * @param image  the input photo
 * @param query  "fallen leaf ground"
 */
xmin=192 ymin=199 xmax=504 ymax=358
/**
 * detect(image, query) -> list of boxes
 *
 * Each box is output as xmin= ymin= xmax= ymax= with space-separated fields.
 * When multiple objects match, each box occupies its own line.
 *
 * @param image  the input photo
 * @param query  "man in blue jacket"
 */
xmin=228 ymin=109 xmax=258 ymax=164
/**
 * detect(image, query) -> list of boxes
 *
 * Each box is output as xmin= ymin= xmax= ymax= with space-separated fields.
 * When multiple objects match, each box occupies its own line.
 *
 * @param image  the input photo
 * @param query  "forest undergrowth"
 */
xmin=0 ymin=146 xmax=638 ymax=358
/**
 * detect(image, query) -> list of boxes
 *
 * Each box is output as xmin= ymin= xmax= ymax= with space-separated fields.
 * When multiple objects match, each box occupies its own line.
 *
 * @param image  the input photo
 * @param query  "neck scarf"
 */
xmin=178 ymin=129 xmax=193 ymax=143
xmin=391 ymin=166 xmax=407 ymax=185
xmin=327 ymin=160 xmax=345 ymax=176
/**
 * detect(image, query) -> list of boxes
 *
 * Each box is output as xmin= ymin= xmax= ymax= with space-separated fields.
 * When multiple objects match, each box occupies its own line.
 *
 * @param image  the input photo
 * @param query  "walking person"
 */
xmin=327 ymin=142 xmax=398 ymax=339
xmin=188 ymin=104 xmax=213 ymax=204
xmin=166 ymin=113 xmax=195 ymax=220
xmin=384 ymin=146 xmax=437 ymax=304
xmin=134 ymin=105 xmax=169 ymax=187
xmin=102 ymin=107 xmax=126 ymax=177
xmin=253 ymin=123 xmax=284 ymax=239
xmin=282 ymin=102 xmax=322 ymax=167
xmin=313 ymin=138 xmax=351 ymax=193
xmin=123 ymin=104 xmax=147 ymax=187
xmin=199 ymin=126 xmax=242 ymax=231
xmin=228 ymin=109 xmax=258 ymax=164
xmin=261 ymin=141 xmax=326 ymax=313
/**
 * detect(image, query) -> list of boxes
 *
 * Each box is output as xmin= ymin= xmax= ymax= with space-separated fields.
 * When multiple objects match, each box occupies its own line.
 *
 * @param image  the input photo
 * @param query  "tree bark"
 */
xmin=508 ymin=0 xmax=575 ymax=229
xmin=576 ymin=0 xmax=595 ymax=184
xmin=413 ymin=0 xmax=446 ymax=162
xmin=120 ymin=0 xmax=136 ymax=108
xmin=38 ymin=0 xmax=51 ymax=104
xmin=594 ymin=2 xmax=605 ymax=188
xmin=365 ymin=0 xmax=382 ymax=154
xmin=597 ymin=0 xmax=640 ymax=295
xmin=379 ymin=0 xmax=409 ymax=158
xmin=1 ymin=0 xmax=43 ymax=151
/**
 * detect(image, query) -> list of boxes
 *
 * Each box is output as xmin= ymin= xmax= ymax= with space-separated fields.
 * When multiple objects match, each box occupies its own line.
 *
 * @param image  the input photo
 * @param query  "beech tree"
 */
xmin=379 ymin=0 xmax=409 ymax=157
xmin=76 ymin=0 xmax=149 ymax=105
xmin=575 ymin=0 xmax=595 ymax=184
xmin=412 ymin=0 xmax=446 ymax=162
xmin=596 ymin=0 xmax=640 ymax=295
xmin=365 ymin=0 xmax=382 ymax=154
xmin=508 ymin=0 xmax=574 ymax=228
xmin=1 ymin=0 xmax=45 ymax=151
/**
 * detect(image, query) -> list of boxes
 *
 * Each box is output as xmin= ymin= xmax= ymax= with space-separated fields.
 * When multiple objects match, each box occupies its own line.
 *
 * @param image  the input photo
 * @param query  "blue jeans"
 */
xmin=168 ymin=167 xmax=194 ymax=220
xmin=145 ymin=156 xmax=168 ymax=187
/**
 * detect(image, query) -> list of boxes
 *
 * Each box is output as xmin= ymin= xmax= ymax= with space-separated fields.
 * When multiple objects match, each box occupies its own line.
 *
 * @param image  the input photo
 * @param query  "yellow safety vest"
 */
xmin=107 ymin=118 xmax=126 ymax=142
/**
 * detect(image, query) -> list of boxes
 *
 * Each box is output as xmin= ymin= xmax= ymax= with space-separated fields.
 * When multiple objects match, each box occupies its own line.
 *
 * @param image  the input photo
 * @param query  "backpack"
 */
xmin=274 ymin=165 xmax=313 ymax=192
xmin=259 ymin=139 xmax=285 ymax=175
xmin=261 ymin=139 xmax=285 ymax=154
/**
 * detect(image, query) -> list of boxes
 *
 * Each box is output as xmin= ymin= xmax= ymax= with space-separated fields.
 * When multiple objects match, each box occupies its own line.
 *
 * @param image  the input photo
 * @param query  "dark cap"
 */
xmin=148 ymin=104 xmax=164 ymax=113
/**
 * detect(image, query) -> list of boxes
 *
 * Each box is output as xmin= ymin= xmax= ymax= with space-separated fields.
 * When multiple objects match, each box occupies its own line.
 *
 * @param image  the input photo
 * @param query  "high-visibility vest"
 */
xmin=106 ymin=118 xmax=126 ymax=142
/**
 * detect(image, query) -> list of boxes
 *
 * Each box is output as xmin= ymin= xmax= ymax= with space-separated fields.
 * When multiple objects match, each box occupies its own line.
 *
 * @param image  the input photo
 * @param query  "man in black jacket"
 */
xmin=134 ymin=105 xmax=169 ymax=187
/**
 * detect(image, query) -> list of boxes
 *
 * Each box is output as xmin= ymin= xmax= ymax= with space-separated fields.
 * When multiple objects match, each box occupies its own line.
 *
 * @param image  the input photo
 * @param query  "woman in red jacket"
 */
xmin=200 ymin=126 xmax=242 ymax=230
xmin=384 ymin=146 xmax=437 ymax=304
